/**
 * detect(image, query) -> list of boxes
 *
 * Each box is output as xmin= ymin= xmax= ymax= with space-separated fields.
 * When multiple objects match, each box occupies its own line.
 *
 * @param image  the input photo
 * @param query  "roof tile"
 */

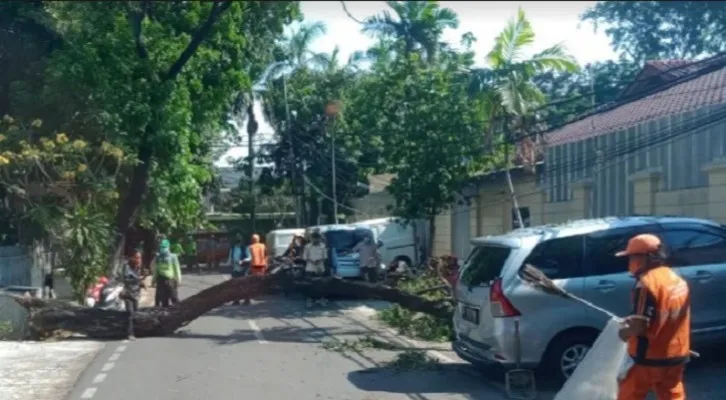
xmin=547 ymin=58 xmax=726 ymax=146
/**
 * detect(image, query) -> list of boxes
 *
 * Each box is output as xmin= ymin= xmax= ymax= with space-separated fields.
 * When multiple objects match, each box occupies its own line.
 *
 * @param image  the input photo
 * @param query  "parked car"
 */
xmin=452 ymin=216 xmax=726 ymax=383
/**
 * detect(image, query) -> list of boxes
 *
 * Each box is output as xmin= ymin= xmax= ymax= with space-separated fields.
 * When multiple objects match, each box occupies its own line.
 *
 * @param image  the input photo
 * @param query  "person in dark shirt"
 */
xmin=283 ymin=235 xmax=305 ymax=260
xmin=121 ymin=250 xmax=144 ymax=340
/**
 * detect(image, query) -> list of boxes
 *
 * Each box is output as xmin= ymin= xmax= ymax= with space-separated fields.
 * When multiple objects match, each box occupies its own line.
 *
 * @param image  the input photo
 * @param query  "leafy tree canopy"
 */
xmin=582 ymin=1 xmax=726 ymax=63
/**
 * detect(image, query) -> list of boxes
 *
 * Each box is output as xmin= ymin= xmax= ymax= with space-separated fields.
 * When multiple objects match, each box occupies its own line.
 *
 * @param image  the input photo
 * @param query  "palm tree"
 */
xmin=362 ymin=1 xmax=459 ymax=62
xmin=349 ymin=38 xmax=397 ymax=68
xmin=281 ymin=21 xmax=328 ymax=69
xmin=470 ymin=8 xmax=578 ymax=146
xmin=312 ymin=45 xmax=360 ymax=74
xmin=468 ymin=8 xmax=579 ymax=226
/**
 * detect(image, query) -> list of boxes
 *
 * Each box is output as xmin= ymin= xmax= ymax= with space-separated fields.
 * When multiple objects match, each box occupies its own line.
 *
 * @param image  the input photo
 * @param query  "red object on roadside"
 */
xmin=443 ymin=256 xmax=459 ymax=287
xmin=86 ymin=276 xmax=109 ymax=301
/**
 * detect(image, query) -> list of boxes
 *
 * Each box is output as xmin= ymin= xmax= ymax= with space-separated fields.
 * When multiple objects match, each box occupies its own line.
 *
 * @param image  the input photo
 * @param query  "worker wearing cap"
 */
xmin=241 ymin=234 xmax=268 ymax=305
xmin=152 ymin=239 xmax=182 ymax=307
xmin=615 ymin=234 xmax=690 ymax=400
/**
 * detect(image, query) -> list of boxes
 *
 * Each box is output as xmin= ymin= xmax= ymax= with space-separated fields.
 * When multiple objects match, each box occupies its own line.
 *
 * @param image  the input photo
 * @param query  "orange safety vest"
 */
xmin=628 ymin=266 xmax=691 ymax=366
xmin=248 ymin=243 xmax=267 ymax=268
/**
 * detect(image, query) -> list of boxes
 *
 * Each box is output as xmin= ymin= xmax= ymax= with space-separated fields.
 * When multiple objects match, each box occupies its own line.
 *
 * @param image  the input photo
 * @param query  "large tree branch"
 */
xmin=12 ymin=275 xmax=455 ymax=340
xmin=163 ymin=1 xmax=232 ymax=82
xmin=129 ymin=0 xmax=150 ymax=60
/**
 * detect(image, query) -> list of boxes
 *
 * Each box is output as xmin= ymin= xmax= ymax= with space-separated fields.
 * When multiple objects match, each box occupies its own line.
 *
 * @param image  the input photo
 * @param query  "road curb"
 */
xmin=335 ymin=302 xmax=510 ymax=391
xmin=334 ymin=303 xmax=458 ymax=364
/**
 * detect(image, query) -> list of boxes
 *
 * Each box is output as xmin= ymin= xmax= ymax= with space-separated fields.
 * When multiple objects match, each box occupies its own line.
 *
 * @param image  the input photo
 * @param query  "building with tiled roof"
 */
xmin=542 ymin=53 xmax=726 ymax=221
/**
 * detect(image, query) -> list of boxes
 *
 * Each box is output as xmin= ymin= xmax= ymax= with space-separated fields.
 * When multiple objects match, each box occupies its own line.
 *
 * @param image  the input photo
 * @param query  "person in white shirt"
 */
xmin=352 ymin=234 xmax=381 ymax=283
xmin=303 ymin=231 xmax=328 ymax=308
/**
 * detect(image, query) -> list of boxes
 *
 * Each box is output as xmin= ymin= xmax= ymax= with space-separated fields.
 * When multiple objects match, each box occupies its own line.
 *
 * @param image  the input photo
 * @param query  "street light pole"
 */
xmin=253 ymin=60 xmax=301 ymax=227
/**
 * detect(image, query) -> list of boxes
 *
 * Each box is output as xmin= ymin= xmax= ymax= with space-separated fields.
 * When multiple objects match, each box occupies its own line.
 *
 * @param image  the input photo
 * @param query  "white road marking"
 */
xmin=78 ymin=340 xmax=130 ymax=398
xmin=248 ymin=320 xmax=268 ymax=344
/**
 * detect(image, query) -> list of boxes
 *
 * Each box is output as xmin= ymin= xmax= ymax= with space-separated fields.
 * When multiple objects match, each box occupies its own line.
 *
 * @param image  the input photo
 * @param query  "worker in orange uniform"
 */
xmin=615 ymin=233 xmax=690 ymax=400
xmin=242 ymin=233 xmax=268 ymax=305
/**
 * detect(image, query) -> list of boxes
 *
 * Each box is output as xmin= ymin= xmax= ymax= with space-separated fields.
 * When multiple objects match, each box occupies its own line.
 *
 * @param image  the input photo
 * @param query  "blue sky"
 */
xmin=217 ymin=1 xmax=618 ymax=166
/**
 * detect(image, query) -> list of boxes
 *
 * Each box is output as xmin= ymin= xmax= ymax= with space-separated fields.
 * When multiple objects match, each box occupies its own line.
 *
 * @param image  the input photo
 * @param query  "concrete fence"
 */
xmin=0 ymin=247 xmax=31 ymax=288
xmin=0 ymin=245 xmax=54 ymax=288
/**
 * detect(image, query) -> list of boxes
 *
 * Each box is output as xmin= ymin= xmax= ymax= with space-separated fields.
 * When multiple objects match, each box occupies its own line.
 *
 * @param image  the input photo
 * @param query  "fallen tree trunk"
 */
xmin=12 ymin=275 xmax=454 ymax=340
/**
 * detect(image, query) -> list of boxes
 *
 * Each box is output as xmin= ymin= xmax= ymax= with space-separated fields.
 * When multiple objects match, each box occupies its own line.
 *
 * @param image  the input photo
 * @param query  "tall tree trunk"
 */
xmin=427 ymin=214 xmax=436 ymax=259
xmin=110 ymin=144 xmax=153 ymax=274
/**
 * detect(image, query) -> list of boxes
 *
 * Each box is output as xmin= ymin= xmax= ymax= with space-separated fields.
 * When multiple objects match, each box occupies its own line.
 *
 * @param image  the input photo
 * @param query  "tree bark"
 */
xmin=12 ymin=275 xmax=454 ymax=340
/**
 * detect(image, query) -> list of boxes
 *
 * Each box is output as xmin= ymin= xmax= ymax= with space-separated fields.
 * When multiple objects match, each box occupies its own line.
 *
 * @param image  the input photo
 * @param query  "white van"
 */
xmin=266 ymin=228 xmax=305 ymax=257
xmin=352 ymin=217 xmax=418 ymax=269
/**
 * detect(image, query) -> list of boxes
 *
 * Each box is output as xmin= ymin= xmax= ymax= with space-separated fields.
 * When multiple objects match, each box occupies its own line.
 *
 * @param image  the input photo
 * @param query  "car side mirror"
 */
xmin=377 ymin=240 xmax=384 ymax=248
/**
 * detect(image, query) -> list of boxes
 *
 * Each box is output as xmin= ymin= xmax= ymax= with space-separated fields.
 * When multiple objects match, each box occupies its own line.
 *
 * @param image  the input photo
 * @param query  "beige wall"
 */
xmin=470 ymin=158 xmax=726 ymax=241
xmin=471 ymin=173 xmax=592 ymax=239
xmin=350 ymin=191 xmax=395 ymax=222
xmin=351 ymin=159 xmax=726 ymax=258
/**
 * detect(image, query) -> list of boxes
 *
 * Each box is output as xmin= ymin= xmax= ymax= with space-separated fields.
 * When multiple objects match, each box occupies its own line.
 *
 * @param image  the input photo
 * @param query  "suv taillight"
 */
xmin=490 ymin=278 xmax=520 ymax=318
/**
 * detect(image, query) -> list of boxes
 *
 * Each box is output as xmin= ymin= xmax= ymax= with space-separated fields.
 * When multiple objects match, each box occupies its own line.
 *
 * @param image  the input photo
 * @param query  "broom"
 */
xmin=519 ymin=264 xmax=700 ymax=359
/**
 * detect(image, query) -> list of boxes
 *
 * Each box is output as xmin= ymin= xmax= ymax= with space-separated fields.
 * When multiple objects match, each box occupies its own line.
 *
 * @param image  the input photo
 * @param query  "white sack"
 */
xmin=554 ymin=317 xmax=628 ymax=400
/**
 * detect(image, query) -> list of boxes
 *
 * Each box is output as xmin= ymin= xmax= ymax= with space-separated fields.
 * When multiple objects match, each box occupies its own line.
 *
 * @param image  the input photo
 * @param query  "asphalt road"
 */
xmin=62 ymin=272 xmax=726 ymax=400
xmin=64 ymin=273 xmax=512 ymax=400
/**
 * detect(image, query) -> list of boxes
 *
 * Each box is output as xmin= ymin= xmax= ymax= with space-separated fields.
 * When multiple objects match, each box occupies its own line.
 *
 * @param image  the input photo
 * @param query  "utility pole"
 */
xmin=246 ymin=101 xmax=258 ymax=232
xmin=330 ymin=119 xmax=338 ymax=224
xmin=283 ymin=74 xmax=301 ymax=227
xmin=503 ymin=116 xmax=524 ymax=229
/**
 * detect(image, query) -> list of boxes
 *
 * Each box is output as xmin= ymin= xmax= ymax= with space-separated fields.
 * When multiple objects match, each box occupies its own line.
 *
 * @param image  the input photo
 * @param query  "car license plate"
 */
xmin=462 ymin=305 xmax=480 ymax=324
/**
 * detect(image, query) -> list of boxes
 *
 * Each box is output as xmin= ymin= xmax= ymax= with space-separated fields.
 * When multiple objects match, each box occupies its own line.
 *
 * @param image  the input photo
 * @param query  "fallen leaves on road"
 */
xmin=387 ymin=350 xmax=440 ymax=371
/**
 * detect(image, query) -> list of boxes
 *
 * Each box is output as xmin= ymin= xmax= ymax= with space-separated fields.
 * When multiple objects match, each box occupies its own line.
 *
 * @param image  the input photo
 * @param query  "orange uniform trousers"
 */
xmin=618 ymin=364 xmax=686 ymax=400
xmin=249 ymin=265 xmax=267 ymax=276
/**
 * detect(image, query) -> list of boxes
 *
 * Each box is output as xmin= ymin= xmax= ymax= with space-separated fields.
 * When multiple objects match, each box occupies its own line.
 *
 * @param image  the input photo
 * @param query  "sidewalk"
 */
xmin=0 ymin=340 xmax=104 ymax=400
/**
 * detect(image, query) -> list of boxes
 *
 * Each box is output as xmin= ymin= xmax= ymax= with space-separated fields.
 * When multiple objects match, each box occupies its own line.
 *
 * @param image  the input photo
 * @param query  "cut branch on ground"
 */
xmin=11 ymin=275 xmax=455 ymax=340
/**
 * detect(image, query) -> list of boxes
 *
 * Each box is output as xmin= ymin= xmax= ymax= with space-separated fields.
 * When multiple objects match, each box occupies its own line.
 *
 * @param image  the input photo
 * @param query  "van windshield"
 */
xmin=459 ymin=245 xmax=512 ymax=287
xmin=325 ymin=228 xmax=372 ymax=251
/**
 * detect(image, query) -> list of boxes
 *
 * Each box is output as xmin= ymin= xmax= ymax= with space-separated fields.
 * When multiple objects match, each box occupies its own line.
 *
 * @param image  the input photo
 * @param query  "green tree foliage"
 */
xmin=582 ymin=1 xmax=726 ymax=63
xmin=362 ymin=1 xmax=459 ymax=61
xmin=0 ymin=118 xmax=126 ymax=295
xmin=0 ymin=2 xmax=300 ymax=272
xmin=257 ymin=64 xmax=366 ymax=224
xmin=348 ymin=45 xmax=487 ymax=235
xmin=533 ymin=60 xmax=639 ymax=128
xmin=468 ymin=8 xmax=578 ymax=151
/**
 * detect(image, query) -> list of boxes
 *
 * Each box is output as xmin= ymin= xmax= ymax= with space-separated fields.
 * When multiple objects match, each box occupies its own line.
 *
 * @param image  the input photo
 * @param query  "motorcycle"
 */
xmin=270 ymin=256 xmax=304 ymax=278
xmin=95 ymin=280 xmax=127 ymax=311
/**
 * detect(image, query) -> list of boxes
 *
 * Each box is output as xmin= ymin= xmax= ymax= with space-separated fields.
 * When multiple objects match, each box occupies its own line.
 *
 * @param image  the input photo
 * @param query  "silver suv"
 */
xmin=452 ymin=216 xmax=726 ymax=382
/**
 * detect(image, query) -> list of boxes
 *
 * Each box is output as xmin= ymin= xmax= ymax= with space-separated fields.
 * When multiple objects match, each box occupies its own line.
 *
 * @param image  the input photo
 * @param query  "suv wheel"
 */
xmin=542 ymin=332 xmax=597 ymax=383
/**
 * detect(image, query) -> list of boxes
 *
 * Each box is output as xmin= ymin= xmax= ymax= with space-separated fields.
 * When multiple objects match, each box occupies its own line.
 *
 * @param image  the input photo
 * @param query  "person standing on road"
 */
xmin=152 ymin=239 xmax=182 ymax=308
xmin=228 ymin=237 xmax=250 ymax=306
xmin=42 ymin=258 xmax=56 ymax=300
xmin=241 ymin=234 xmax=267 ymax=305
xmin=120 ymin=250 xmax=144 ymax=340
xmin=303 ymin=231 xmax=328 ymax=308
xmin=352 ymin=234 xmax=381 ymax=283
xmin=615 ymin=234 xmax=690 ymax=400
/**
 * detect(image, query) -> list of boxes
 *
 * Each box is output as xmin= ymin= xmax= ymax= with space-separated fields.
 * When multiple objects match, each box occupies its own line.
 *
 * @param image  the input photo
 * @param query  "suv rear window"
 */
xmin=459 ymin=245 xmax=512 ymax=287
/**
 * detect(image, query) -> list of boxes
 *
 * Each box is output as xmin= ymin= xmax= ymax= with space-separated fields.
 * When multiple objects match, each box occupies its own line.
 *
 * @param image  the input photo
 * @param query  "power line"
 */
xmin=303 ymin=175 xmax=369 ymax=217
xmin=432 ymin=104 xmax=726 ymax=219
